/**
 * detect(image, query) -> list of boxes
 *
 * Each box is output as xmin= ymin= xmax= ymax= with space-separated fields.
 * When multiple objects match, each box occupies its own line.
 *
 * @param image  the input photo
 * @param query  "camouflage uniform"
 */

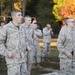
xmin=0 ymin=27 xmax=4 ymax=58
xmin=42 ymin=27 xmax=53 ymax=57
xmin=22 ymin=23 xmax=34 ymax=75
xmin=33 ymin=29 xmax=42 ymax=63
xmin=57 ymin=25 xmax=75 ymax=70
xmin=0 ymin=22 xmax=27 ymax=75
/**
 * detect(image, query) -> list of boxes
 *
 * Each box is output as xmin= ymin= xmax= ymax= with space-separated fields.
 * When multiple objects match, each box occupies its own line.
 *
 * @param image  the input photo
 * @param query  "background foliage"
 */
xmin=53 ymin=0 xmax=75 ymax=20
xmin=0 ymin=0 xmax=65 ymax=34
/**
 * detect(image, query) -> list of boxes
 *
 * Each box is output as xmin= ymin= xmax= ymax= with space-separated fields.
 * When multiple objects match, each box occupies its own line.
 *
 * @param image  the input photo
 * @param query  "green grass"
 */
xmin=31 ymin=49 xmax=59 ymax=75
xmin=48 ymin=49 xmax=59 ymax=58
xmin=0 ymin=58 xmax=7 ymax=70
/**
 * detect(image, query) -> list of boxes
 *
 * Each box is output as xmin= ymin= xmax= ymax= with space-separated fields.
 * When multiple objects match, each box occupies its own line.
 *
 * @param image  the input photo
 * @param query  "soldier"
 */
xmin=0 ymin=21 xmax=5 ymax=58
xmin=0 ymin=9 xmax=27 ymax=75
xmin=57 ymin=18 xmax=75 ymax=70
xmin=42 ymin=24 xmax=53 ymax=60
xmin=22 ymin=16 xmax=34 ymax=75
xmin=33 ymin=23 xmax=42 ymax=68
xmin=0 ymin=21 xmax=5 ymax=28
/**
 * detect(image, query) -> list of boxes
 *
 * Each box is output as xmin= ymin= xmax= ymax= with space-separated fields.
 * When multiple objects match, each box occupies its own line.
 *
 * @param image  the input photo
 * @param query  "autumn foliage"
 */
xmin=14 ymin=0 xmax=22 ymax=11
xmin=59 ymin=0 xmax=75 ymax=19
xmin=53 ymin=0 xmax=75 ymax=20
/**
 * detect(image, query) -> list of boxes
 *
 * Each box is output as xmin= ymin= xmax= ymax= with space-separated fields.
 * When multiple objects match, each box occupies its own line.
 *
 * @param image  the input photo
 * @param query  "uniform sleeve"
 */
xmin=26 ymin=38 xmax=30 ymax=49
xmin=57 ymin=29 xmax=68 ymax=54
xmin=43 ymin=28 xmax=50 ymax=35
xmin=0 ymin=26 xmax=8 ymax=56
xmin=25 ymin=28 xmax=34 ymax=49
xmin=50 ymin=30 xmax=54 ymax=36
xmin=34 ymin=29 xmax=42 ymax=37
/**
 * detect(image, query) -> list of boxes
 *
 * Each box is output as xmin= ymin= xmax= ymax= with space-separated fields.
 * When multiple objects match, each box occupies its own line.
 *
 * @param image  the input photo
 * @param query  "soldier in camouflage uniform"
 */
xmin=22 ymin=16 xmax=34 ymax=75
xmin=0 ymin=21 xmax=5 ymax=58
xmin=42 ymin=24 xmax=53 ymax=60
xmin=33 ymin=23 xmax=42 ymax=67
xmin=0 ymin=10 xmax=27 ymax=75
xmin=0 ymin=21 xmax=5 ymax=28
xmin=57 ymin=18 xmax=75 ymax=71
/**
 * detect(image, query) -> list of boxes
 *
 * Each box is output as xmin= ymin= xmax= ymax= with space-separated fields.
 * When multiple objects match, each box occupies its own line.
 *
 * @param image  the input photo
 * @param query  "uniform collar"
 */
xmin=9 ymin=21 xmax=20 ymax=28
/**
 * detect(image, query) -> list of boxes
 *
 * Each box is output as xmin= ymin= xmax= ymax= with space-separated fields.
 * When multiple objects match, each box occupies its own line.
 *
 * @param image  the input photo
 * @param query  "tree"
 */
xmin=0 ymin=0 xmax=15 ymax=16
xmin=14 ymin=0 xmax=38 ymax=16
xmin=36 ymin=0 xmax=54 ymax=27
xmin=53 ymin=0 xmax=75 ymax=20
xmin=59 ymin=0 xmax=75 ymax=19
xmin=14 ymin=0 xmax=22 ymax=11
xmin=53 ymin=0 xmax=66 ymax=21
xmin=0 ymin=0 xmax=38 ymax=16
xmin=36 ymin=0 xmax=61 ymax=34
xmin=25 ymin=0 xmax=38 ymax=16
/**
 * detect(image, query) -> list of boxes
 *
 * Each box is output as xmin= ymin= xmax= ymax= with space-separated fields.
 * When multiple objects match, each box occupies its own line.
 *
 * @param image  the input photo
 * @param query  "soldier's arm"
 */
xmin=26 ymin=44 xmax=32 ymax=52
xmin=57 ymin=29 xmax=68 ymax=54
xmin=34 ymin=29 xmax=42 ymax=37
xmin=0 ymin=26 xmax=9 ymax=56
xmin=25 ymin=39 xmax=32 ymax=51
xmin=50 ymin=30 xmax=54 ymax=36
xmin=43 ymin=28 xmax=51 ymax=36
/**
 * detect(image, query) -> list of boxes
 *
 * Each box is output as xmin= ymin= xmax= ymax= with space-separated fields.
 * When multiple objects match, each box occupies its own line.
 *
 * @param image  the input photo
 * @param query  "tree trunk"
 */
xmin=22 ymin=0 xmax=27 ymax=17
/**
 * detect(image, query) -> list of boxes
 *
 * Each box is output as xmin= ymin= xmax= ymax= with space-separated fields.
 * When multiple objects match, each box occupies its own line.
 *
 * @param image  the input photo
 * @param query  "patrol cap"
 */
xmin=65 ymin=18 xmax=75 ymax=23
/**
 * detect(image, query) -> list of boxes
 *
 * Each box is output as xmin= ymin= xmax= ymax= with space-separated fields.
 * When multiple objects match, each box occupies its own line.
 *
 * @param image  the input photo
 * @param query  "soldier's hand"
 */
xmin=33 ymin=35 xmax=37 ymax=39
xmin=8 ymin=52 xmax=14 ymax=58
xmin=27 ymin=47 xmax=32 ymax=52
xmin=66 ymin=52 xmax=72 ymax=59
xmin=50 ymin=28 xmax=52 ymax=31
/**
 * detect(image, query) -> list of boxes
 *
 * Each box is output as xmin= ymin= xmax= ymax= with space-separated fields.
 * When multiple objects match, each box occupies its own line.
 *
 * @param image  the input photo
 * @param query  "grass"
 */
xmin=0 ymin=58 xmax=7 ymax=75
xmin=48 ymin=49 xmax=59 ymax=58
xmin=31 ymin=49 xmax=59 ymax=75
xmin=0 ymin=58 xmax=7 ymax=70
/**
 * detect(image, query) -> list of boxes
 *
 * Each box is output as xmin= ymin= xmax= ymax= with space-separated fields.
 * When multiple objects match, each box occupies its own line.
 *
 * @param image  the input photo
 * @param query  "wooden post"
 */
xmin=22 ymin=0 xmax=27 ymax=17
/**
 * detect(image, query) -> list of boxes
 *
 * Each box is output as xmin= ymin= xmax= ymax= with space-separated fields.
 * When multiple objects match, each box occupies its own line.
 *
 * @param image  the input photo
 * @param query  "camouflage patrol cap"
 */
xmin=65 ymin=18 xmax=75 ymax=23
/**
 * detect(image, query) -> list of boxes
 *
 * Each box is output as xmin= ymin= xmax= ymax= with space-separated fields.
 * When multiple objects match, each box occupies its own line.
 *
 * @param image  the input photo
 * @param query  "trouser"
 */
xmin=27 ymin=51 xmax=34 ymax=75
xmin=42 ymin=43 xmax=50 ymax=57
xmin=33 ymin=45 xmax=41 ymax=63
xmin=7 ymin=62 xmax=27 ymax=75
xmin=60 ymin=57 xmax=75 ymax=70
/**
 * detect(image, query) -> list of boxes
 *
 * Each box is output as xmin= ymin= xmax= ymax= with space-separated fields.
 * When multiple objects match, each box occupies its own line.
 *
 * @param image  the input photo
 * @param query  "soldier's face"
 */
xmin=73 ymin=22 xmax=75 ymax=27
xmin=1 ymin=22 xmax=5 ymax=27
xmin=47 ymin=25 xmax=51 ymax=30
xmin=13 ymin=12 xmax=22 ymax=24
xmin=68 ymin=21 xmax=74 ymax=28
xmin=25 ymin=18 xmax=31 ymax=26
xmin=33 ymin=24 xmax=38 ymax=29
